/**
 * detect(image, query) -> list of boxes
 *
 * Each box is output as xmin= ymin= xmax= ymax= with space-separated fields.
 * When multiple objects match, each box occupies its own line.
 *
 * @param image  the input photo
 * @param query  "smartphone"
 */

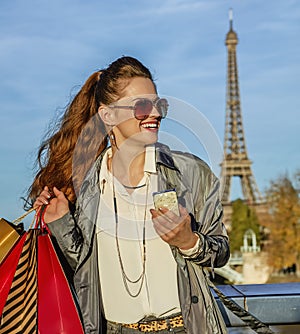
xmin=153 ymin=189 xmax=179 ymax=215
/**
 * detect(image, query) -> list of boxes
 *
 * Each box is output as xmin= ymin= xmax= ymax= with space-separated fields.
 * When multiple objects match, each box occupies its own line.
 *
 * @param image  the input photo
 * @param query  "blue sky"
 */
xmin=0 ymin=0 xmax=299 ymax=223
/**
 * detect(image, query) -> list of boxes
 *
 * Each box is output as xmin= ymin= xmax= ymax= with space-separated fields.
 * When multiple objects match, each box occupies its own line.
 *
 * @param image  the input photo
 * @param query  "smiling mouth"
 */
xmin=141 ymin=122 xmax=159 ymax=129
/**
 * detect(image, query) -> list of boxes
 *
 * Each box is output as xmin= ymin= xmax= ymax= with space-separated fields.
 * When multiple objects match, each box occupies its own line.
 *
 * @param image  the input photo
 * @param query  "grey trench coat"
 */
xmin=49 ymin=143 xmax=229 ymax=334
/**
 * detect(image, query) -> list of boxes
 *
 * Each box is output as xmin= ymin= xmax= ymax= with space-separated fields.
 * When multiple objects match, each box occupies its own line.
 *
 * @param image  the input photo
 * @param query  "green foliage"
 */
xmin=229 ymin=199 xmax=261 ymax=253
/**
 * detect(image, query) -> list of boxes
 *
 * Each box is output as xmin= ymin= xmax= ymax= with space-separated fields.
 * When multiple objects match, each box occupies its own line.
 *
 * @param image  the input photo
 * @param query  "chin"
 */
xmin=126 ymin=131 xmax=158 ymax=147
xmin=143 ymin=133 xmax=158 ymax=145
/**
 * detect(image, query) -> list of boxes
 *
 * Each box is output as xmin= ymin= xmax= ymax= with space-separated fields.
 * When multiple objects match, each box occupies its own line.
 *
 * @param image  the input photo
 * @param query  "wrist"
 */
xmin=179 ymin=233 xmax=199 ymax=250
xmin=178 ymin=233 xmax=203 ymax=258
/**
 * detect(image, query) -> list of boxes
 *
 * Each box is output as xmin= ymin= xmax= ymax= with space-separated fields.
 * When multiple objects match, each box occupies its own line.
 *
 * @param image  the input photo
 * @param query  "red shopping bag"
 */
xmin=37 ymin=221 xmax=84 ymax=333
xmin=0 ymin=233 xmax=27 ymax=315
xmin=0 ymin=229 xmax=38 ymax=333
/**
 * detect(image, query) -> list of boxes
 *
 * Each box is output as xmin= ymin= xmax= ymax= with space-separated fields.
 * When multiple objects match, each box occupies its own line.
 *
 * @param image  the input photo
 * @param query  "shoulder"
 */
xmin=77 ymin=147 xmax=109 ymax=196
xmin=172 ymin=150 xmax=211 ymax=171
xmin=156 ymin=142 xmax=214 ymax=176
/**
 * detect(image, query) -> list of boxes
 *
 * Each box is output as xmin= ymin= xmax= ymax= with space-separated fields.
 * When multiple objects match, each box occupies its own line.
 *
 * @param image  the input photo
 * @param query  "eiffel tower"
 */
xmin=220 ymin=10 xmax=262 ymax=206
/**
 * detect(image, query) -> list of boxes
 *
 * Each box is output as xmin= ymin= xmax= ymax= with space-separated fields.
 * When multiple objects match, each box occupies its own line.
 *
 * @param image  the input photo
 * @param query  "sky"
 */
xmin=0 ymin=0 xmax=299 ymax=224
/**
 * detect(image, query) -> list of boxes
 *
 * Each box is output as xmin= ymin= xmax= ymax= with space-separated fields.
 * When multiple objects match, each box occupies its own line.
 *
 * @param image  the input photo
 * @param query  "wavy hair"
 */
xmin=26 ymin=56 xmax=154 ymax=206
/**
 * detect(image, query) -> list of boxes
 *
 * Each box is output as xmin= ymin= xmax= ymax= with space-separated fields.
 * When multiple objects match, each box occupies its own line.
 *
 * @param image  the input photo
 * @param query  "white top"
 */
xmin=96 ymin=146 xmax=181 ymax=323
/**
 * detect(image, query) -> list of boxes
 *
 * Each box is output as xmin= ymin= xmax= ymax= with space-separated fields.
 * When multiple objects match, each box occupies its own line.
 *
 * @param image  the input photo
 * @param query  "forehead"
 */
xmin=120 ymin=77 xmax=156 ymax=99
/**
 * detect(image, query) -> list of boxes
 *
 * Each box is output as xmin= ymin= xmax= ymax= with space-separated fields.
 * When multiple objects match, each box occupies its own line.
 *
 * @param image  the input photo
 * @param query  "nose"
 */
xmin=149 ymin=104 xmax=161 ymax=118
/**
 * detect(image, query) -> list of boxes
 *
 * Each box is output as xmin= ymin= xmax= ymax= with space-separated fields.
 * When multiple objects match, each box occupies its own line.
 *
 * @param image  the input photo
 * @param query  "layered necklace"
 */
xmin=112 ymin=173 xmax=150 ymax=298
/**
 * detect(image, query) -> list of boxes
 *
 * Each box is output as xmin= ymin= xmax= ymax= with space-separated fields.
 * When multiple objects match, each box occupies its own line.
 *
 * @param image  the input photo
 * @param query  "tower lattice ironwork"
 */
xmin=220 ymin=10 xmax=262 ymax=205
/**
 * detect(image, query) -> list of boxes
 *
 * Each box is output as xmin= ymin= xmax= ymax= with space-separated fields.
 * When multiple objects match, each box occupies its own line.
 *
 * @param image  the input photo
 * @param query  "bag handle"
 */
xmin=9 ymin=206 xmax=51 ymax=232
xmin=34 ymin=205 xmax=51 ymax=234
xmin=12 ymin=207 xmax=36 ymax=225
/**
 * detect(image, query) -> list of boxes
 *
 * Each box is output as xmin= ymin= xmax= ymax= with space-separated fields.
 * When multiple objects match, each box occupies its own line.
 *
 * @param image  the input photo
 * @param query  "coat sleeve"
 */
xmin=179 ymin=174 xmax=230 ymax=269
xmin=47 ymin=212 xmax=84 ymax=271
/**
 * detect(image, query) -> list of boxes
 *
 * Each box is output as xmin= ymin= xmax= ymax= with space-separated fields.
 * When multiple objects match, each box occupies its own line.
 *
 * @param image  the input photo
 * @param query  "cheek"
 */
xmin=114 ymin=110 xmax=133 ymax=124
xmin=117 ymin=119 xmax=141 ymax=136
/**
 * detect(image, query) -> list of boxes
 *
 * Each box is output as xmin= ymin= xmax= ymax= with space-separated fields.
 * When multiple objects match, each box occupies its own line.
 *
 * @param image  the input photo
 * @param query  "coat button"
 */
xmin=191 ymin=295 xmax=198 ymax=303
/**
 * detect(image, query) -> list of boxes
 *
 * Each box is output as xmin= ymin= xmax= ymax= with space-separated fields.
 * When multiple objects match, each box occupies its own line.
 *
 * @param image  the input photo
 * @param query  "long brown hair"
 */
xmin=26 ymin=56 xmax=154 ymax=206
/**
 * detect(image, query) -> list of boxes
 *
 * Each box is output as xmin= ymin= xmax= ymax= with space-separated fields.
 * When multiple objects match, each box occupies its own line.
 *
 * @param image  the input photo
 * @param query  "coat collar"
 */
xmin=96 ymin=142 xmax=179 ymax=174
xmin=155 ymin=142 xmax=180 ymax=172
xmin=80 ymin=142 xmax=180 ymax=196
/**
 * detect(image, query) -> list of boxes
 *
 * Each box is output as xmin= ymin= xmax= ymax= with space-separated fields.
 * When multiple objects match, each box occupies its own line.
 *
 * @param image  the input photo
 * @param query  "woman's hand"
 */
xmin=33 ymin=186 xmax=69 ymax=224
xmin=150 ymin=205 xmax=198 ymax=249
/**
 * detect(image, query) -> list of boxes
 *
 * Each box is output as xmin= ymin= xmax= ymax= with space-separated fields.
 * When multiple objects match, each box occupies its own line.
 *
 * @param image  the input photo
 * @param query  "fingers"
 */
xmin=34 ymin=186 xmax=66 ymax=209
xmin=178 ymin=204 xmax=188 ymax=216
xmin=53 ymin=186 xmax=64 ymax=198
xmin=53 ymin=186 xmax=60 ymax=196
xmin=152 ymin=213 xmax=173 ymax=234
xmin=150 ymin=205 xmax=192 ymax=247
xmin=32 ymin=186 xmax=69 ymax=224
xmin=150 ymin=208 xmax=179 ymax=237
xmin=151 ymin=205 xmax=188 ymax=224
xmin=33 ymin=186 xmax=51 ymax=208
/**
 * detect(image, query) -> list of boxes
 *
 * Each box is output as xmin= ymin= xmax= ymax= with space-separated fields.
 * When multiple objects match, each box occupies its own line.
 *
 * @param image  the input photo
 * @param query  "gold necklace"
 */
xmin=112 ymin=175 xmax=149 ymax=298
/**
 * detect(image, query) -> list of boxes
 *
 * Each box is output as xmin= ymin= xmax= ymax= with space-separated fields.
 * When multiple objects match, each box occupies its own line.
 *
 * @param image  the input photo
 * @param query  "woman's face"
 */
xmin=107 ymin=77 xmax=163 ymax=148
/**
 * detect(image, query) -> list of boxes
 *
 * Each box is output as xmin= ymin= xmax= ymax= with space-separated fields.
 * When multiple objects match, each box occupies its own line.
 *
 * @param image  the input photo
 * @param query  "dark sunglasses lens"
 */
xmin=157 ymin=98 xmax=168 ymax=118
xmin=134 ymin=99 xmax=153 ymax=120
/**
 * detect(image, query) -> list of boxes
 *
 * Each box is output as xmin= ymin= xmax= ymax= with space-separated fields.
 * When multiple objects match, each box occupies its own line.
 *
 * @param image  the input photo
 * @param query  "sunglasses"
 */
xmin=110 ymin=98 xmax=168 ymax=120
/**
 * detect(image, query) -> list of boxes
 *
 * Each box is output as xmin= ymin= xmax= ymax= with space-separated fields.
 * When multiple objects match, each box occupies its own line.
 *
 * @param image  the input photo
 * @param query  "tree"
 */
xmin=229 ymin=199 xmax=261 ymax=253
xmin=264 ymin=173 xmax=300 ymax=272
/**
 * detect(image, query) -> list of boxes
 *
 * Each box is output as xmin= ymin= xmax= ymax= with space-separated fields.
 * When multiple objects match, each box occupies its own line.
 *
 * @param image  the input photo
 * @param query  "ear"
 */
xmin=98 ymin=105 xmax=116 ymax=126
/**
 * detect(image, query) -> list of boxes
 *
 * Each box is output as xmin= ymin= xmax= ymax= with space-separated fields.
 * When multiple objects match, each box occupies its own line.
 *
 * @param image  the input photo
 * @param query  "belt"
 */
xmin=120 ymin=313 xmax=184 ymax=332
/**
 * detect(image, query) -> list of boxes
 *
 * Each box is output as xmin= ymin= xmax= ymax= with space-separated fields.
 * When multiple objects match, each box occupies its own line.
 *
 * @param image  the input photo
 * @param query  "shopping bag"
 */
xmin=0 ymin=216 xmax=25 ymax=264
xmin=0 ymin=208 xmax=34 ymax=315
xmin=0 ymin=207 xmax=84 ymax=334
xmin=0 ymin=229 xmax=38 ymax=333
xmin=0 ymin=233 xmax=28 ymax=315
xmin=37 ymin=216 xmax=84 ymax=334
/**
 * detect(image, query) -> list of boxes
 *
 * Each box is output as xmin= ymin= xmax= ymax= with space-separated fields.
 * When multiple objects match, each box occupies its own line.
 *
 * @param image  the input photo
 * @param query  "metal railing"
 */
xmin=214 ymin=282 xmax=300 ymax=333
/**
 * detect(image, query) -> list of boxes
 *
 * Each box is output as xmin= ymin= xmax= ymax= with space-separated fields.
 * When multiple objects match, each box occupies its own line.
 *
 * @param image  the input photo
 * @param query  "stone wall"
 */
xmin=242 ymin=251 xmax=271 ymax=284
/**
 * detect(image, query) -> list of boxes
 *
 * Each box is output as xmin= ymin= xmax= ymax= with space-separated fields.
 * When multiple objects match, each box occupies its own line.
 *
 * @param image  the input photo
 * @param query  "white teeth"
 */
xmin=142 ymin=123 xmax=157 ymax=128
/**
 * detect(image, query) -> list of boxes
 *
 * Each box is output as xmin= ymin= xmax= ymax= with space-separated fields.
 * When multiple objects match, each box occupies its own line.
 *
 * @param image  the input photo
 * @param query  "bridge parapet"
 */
xmin=214 ymin=282 xmax=300 ymax=333
xmin=229 ymin=254 xmax=243 ymax=266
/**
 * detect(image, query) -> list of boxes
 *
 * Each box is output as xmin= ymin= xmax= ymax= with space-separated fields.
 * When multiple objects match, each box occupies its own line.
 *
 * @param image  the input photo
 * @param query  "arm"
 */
xmin=34 ymin=186 xmax=84 ymax=271
xmin=151 ymin=177 xmax=229 ymax=269
xmin=47 ymin=212 xmax=84 ymax=271
xmin=182 ymin=177 xmax=230 ymax=268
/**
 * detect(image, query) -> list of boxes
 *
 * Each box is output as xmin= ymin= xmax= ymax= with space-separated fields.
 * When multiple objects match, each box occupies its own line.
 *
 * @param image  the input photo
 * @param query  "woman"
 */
xmin=30 ymin=56 xmax=229 ymax=333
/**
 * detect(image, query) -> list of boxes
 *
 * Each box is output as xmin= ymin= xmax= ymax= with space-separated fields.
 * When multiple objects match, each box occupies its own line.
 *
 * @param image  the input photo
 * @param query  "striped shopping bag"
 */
xmin=0 ymin=230 xmax=38 ymax=333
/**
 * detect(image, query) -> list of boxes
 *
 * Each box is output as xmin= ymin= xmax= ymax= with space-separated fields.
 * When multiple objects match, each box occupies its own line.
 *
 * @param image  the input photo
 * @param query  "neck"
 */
xmin=109 ymin=143 xmax=147 ymax=188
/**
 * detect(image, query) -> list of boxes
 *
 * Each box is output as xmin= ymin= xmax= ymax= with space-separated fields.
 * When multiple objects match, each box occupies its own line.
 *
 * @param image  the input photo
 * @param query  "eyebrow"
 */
xmin=131 ymin=96 xmax=159 ymax=102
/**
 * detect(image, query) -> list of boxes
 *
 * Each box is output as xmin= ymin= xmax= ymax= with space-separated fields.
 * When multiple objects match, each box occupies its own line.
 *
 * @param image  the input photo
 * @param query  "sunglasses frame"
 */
xmin=110 ymin=97 xmax=168 ymax=120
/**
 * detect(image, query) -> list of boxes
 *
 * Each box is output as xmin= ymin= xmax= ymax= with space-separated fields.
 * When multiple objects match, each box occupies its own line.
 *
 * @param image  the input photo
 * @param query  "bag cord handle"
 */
xmin=34 ymin=205 xmax=51 ymax=234
xmin=12 ymin=207 xmax=36 ymax=225
xmin=11 ymin=206 xmax=50 ymax=233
